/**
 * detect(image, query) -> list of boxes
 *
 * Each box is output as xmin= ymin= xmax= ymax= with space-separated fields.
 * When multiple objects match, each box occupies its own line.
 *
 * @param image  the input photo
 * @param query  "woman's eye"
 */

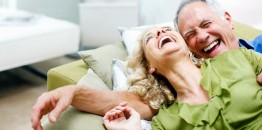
xmin=145 ymin=36 xmax=153 ymax=44
xmin=164 ymin=27 xmax=172 ymax=31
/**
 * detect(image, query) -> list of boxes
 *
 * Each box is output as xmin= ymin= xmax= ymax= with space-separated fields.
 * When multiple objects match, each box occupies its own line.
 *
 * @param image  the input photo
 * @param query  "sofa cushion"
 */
xmin=78 ymin=42 xmax=128 ymax=89
xmin=77 ymin=68 xmax=109 ymax=90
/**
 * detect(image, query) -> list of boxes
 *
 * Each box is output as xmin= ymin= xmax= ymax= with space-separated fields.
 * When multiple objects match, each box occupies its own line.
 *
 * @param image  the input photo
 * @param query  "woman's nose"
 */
xmin=157 ymin=29 xmax=166 ymax=36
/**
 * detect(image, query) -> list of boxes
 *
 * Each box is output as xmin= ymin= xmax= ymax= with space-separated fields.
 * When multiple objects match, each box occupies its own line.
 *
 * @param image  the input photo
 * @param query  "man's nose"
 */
xmin=196 ymin=28 xmax=209 ymax=43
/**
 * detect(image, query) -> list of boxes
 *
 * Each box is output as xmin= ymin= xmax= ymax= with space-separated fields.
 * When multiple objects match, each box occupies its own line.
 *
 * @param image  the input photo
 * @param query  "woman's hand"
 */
xmin=103 ymin=102 xmax=142 ymax=130
xmin=257 ymin=72 xmax=262 ymax=85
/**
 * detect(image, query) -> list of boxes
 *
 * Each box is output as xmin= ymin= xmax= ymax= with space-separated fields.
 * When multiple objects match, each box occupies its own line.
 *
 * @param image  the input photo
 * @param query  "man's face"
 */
xmin=177 ymin=1 xmax=239 ymax=58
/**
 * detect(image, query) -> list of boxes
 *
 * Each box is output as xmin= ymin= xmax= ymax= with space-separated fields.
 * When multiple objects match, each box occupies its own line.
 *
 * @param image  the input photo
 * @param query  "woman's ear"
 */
xmin=148 ymin=66 xmax=156 ymax=74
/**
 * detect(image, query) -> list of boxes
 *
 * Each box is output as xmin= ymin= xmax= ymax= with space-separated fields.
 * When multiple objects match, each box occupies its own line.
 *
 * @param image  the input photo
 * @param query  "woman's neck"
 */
xmin=165 ymin=59 xmax=209 ymax=105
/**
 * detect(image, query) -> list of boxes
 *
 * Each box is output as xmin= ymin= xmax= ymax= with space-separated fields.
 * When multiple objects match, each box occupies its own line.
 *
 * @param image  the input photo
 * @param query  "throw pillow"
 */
xmin=77 ymin=68 xmax=109 ymax=90
xmin=118 ymin=22 xmax=175 ymax=56
xmin=78 ymin=42 xmax=128 ymax=89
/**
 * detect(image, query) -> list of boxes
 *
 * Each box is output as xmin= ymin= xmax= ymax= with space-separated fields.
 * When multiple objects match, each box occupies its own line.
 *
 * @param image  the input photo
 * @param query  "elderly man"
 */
xmin=31 ymin=0 xmax=262 ymax=130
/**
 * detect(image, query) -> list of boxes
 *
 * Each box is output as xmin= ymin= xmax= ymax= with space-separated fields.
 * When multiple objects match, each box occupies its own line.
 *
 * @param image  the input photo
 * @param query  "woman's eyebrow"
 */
xmin=144 ymin=32 xmax=152 ymax=40
xmin=145 ymin=32 xmax=152 ymax=38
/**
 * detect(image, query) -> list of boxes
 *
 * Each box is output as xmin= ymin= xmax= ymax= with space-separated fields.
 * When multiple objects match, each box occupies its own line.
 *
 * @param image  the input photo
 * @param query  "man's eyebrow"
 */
xmin=199 ymin=19 xmax=210 ymax=26
xmin=182 ymin=28 xmax=194 ymax=37
xmin=182 ymin=19 xmax=210 ymax=37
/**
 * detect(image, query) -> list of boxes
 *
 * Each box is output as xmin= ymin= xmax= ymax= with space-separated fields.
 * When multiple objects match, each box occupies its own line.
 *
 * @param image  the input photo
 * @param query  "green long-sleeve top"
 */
xmin=152 ymin=48 xmax=262 ymax=130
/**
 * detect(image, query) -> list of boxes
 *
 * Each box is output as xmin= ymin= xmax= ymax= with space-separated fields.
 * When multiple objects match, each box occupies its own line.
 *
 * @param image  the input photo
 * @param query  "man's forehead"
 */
xmin=178 ymin=2 xmax=214 ymax=32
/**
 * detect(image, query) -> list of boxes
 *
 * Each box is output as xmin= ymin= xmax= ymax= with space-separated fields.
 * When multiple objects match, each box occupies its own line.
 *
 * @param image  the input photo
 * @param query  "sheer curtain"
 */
xmin=2 ymin=0 xmax=17 ymax=9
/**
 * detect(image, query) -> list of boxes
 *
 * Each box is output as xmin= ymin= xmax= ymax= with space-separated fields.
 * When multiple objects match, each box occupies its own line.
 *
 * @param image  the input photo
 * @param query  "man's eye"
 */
xmin=202 ymin=22 xmax=212 ymax=28
xmin=186 ymin=33 xmax=195 ymax=40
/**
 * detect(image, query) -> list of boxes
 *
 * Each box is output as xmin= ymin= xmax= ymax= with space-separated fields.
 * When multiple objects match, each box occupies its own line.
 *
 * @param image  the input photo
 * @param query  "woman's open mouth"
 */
xmin=159 ymin=36 xmax=176 ymax=49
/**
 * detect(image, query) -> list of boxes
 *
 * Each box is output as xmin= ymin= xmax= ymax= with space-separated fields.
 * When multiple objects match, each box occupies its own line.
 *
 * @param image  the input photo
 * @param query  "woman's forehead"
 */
xmin=145 ymin=26 xmax=172 ymax=36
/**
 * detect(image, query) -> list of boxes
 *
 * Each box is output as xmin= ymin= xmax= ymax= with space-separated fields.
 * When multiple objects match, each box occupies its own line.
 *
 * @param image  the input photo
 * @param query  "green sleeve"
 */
xmin=151 ymin=116 xmax=165 ymax=130
xmin=151 ymin=108 xmax=194 ymax=130
xmin=242 ymin=48 xmax=262 ymax=75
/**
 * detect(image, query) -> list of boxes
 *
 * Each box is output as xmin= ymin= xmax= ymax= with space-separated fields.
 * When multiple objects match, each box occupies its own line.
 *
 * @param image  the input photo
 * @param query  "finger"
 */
xmin=48 ymin=99 xmax=69 ymax=123
xmin=105 ymin=110 xmax=118 ymax=121
xmin=118 ymin=102 xmax=128 ymax=107
xmin=107 ymin=110 xmax=122 ymax=119
xmin=125 ymin=106 xmax=140 ymax=119
xmin=31 ymin=93 xmax=51 ymax=128
xmin=114 ymin=106 xmax=127 ymax=111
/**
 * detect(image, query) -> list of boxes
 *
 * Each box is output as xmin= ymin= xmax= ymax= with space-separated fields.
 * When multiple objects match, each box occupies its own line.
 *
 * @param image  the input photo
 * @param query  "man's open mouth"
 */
xmin=202 ymin=40 xmax=220 ymax=53
xmin=159 ymin=36 xmax=176 ymax=48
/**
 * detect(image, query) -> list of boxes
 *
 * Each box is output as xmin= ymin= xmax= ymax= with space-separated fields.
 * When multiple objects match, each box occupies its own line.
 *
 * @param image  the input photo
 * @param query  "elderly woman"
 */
xmin=103 ymin=26 xmax=262 ymax=130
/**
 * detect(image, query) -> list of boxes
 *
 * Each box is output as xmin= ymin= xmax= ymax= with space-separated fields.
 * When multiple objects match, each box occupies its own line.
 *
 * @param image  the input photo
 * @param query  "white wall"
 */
xmin=140 ymin=0 xmax=182 ymax=25
xmin=16 ymin=0 xmax=81 ymax=24
xmin=140 ymin=0 xmax=262 ymax=30
xmin=217 ymin=0 xmax=262 ymax=30
xmin=14 ymin=0 xmax=182 ymax=25
xmin=9 ymin=0 xmax=262 ymax=29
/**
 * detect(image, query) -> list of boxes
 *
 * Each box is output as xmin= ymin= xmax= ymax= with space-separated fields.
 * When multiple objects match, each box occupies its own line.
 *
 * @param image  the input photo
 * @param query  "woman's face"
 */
xmin=142 ymin=27 xmax=188 ymax=73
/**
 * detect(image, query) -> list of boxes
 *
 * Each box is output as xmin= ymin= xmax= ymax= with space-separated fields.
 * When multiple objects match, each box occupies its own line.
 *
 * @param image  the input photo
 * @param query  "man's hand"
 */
xmin=31 ymin=85 xmax=77 ymax=130
xmin=257 ymin=72 xmax=262 ymax=85
xmin=103 ymin=102 xmax=142 ymax=130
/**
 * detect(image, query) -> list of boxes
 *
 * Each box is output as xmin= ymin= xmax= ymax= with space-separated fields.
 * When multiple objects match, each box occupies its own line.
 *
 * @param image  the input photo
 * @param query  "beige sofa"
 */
xmin=44 ymin=21 xmax=262 ymax=130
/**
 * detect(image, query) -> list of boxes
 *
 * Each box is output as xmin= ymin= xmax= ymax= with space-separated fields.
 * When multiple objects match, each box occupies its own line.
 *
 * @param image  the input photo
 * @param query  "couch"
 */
xmin=43 ymin=21 xmax=262 ymax=130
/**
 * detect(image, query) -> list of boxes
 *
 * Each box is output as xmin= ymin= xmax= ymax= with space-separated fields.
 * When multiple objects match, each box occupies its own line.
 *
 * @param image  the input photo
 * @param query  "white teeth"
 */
xmin=159 ymin=36 xmax=175 ymax=48
xmin=204 ymin=41 xmax=219 ymax=52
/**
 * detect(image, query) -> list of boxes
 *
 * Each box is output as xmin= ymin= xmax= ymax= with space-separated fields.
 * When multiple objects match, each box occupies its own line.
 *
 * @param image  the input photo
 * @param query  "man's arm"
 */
xmin=72 ymin=86 xmax=158 ymax=120
xmin=31 ymin=85 xmax=157 ymax=130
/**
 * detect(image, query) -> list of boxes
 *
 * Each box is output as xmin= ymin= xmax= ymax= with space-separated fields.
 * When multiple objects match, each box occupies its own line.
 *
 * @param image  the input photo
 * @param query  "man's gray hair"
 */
xmin=174 ymin=0 xmax=226 ymax=29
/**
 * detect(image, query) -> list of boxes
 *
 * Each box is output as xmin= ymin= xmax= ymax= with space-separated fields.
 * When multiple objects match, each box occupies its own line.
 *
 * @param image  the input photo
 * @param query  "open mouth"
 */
xmin=202 ymin=40 xmax=220 ymax=53
xmin=159 ymin=36 xmax=176 ymax=48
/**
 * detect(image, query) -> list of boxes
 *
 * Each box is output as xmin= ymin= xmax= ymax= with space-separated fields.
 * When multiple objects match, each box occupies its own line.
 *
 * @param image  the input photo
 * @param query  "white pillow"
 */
xmin=118 ymin=22 xmax=175 ymax=56
xmin=112 ymin=59 xmax=128 ymax=91
xmin=111 ymin=59 xmax=153 ymax=129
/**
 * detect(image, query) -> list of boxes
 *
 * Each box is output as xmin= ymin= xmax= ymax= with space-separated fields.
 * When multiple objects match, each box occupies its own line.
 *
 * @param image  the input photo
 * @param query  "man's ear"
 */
xmin=224 ymin=12 xmax=234 ymax=29
xmin=148 ymin=66 xmax=156 ymax=74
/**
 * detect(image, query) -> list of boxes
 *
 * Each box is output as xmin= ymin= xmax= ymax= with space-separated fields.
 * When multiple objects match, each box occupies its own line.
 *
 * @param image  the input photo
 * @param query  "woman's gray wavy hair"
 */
xmin=125 ymin=28 xmax=176 ymax=109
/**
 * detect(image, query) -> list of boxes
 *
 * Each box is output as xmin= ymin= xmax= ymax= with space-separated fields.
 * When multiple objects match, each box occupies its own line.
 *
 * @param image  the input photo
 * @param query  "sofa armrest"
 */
xmin=45 ymin=59 xmax=106 ymax=130
xmin=234 ymin=21 xmax=262 ymax=40
xmin=47 ymin=59 xmax=87 ymax=91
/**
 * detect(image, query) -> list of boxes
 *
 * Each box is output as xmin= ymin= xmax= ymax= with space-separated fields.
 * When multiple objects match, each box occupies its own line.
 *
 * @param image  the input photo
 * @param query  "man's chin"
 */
xmin=204 ymin=50 xmax=225 ymax=58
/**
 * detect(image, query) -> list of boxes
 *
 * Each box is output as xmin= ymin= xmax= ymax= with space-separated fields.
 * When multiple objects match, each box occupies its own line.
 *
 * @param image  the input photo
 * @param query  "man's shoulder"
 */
xmin=239 ymin=34 xmax=262 ymax=53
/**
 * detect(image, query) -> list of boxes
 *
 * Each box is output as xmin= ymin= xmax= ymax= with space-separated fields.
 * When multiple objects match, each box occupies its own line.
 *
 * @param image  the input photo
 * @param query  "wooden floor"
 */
xmin=0 ymin=55 xmax=78 ymax=130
